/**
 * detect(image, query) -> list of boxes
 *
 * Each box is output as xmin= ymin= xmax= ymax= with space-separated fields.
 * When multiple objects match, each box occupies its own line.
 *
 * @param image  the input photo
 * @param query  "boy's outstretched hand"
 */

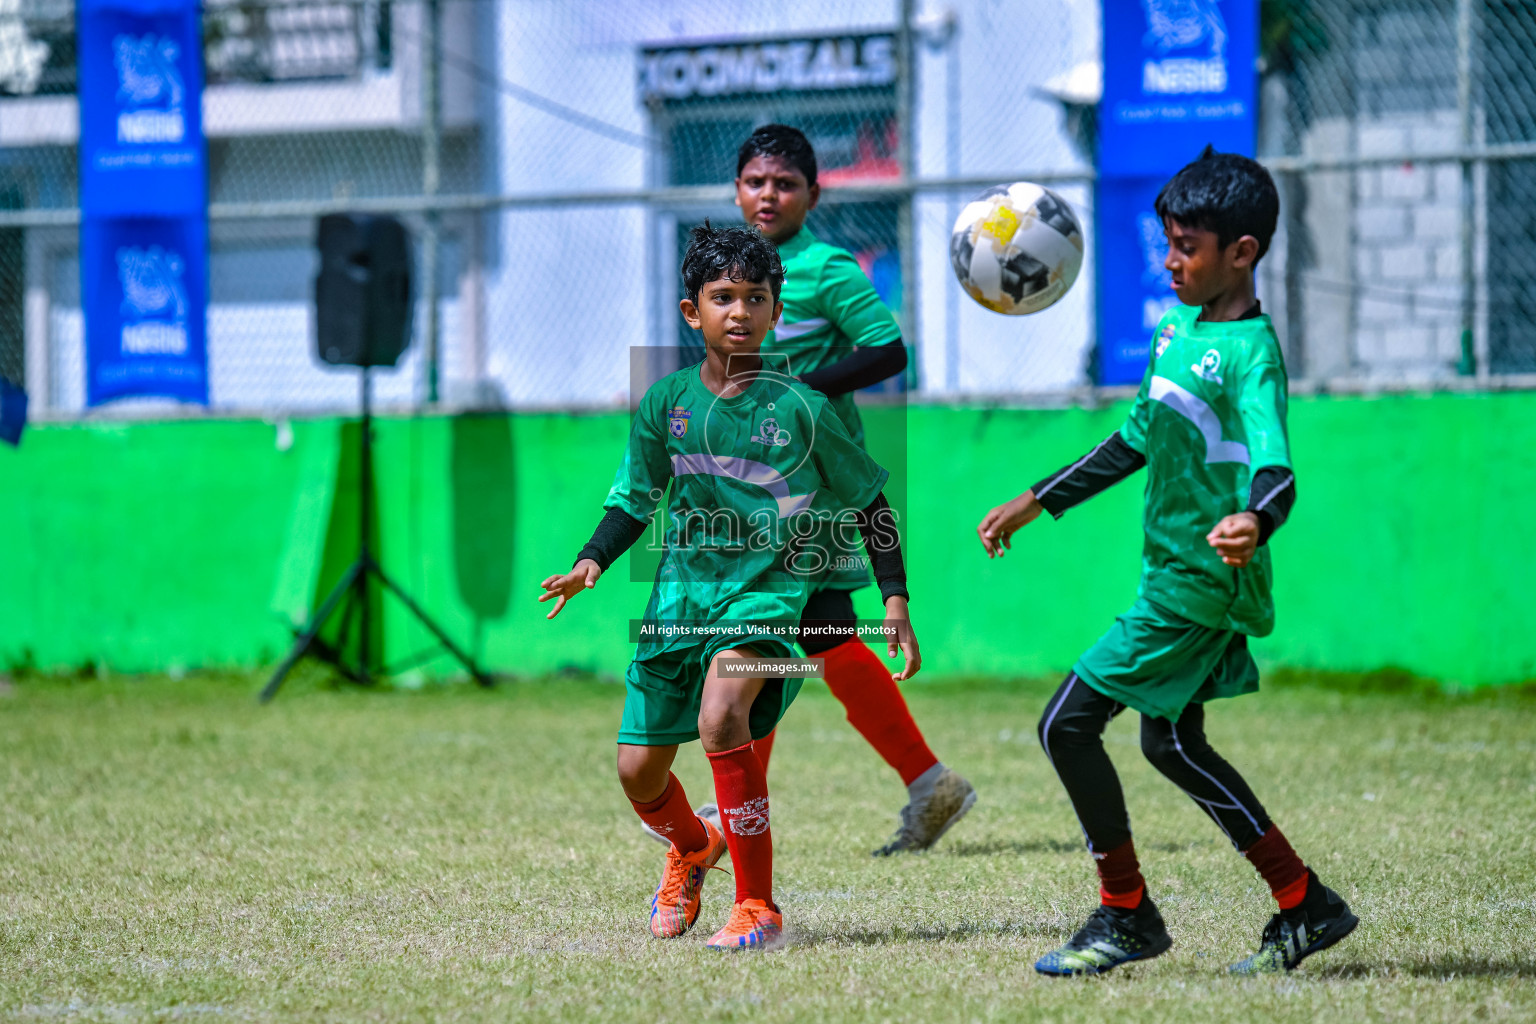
xmin=539 ymin=559 xmax=602 ymax=619
xmin=882 ymin=595 xmax=921 ymax=681
xmin=1207 ymin=512 xmax=1261 ymax=568
xmin=977 ymin=490 xmax=1044 ymax=558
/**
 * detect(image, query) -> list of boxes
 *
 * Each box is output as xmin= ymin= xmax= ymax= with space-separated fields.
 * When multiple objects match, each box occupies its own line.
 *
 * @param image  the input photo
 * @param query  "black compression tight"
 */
xmin=797 ymin=588 xmax=858 ymax=656
xmin=1036 ymin=672 xmax=1273 ymax=853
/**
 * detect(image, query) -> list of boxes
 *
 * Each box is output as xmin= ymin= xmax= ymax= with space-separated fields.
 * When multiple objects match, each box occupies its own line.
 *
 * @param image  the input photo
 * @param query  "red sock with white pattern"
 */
xmin=707 ymin=742 xmax=775 ymax=908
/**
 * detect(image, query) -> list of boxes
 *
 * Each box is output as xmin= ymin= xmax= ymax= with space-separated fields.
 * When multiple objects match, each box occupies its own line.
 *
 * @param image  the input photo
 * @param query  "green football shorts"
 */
xmin=807 ymin=524 xmax=872 ymax=597
xmin=617 ymin=631 xmax=801 ymax=746
xmin=1073 ymin=596 xmax=1260 ymax=721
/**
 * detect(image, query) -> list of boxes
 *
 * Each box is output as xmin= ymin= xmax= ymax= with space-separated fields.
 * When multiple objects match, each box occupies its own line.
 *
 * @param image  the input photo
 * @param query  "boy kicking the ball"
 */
xmin=977 ymin=147 xmax=1357 ymax=976
xmin=541 ymin=223 xmax=916 ymax=950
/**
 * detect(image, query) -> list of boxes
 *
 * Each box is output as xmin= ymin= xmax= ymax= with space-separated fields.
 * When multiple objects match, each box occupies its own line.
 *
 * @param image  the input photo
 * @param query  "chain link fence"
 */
xmin=0 ymin=0 xmax=1531 ymax=419
xmin=1258 ymin=0 xmax=1536 ymax=383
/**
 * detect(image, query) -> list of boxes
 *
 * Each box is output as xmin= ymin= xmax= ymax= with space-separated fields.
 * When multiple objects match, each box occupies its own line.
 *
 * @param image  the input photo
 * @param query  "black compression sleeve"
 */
xmin=851 ymin=492 xmax=909 ymax=603
xmin=1247 ymin=466 xmax=1297 ymax=546
xmin=1030 ymin=431 xmax=1147 ymax=518
xmin=797 ymin=343 xmax=907 ymax=396
xmin=574 ymin=507 xmax=648 ymax=571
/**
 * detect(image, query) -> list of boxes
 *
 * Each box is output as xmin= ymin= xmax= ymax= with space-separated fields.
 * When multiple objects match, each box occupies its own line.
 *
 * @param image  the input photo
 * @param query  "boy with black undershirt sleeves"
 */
xmin=734 ymin=125 xmax=974 ymax=855
xmin=643 ymin=125 xmax=975 ymax=857
xmin=541 ymin=223 xmax=916 ymax=950
xmin=977 ymin=148 xmax=1357 ymax=976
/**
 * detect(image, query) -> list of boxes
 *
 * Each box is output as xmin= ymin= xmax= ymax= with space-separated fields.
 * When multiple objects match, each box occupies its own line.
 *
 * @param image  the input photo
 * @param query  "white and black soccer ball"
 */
xmin=950 ymin=182 xmax=1085 ymax=315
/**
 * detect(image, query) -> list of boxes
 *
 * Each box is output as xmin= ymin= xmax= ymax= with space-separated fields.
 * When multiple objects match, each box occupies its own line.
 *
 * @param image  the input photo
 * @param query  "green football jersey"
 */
xmin=765 ymin=227 xmax=903 ymax=450
xmin=1120 ymin=304 xmax=1293 ymax=637
xmin=605 ymin=363 xmax=890 ymax=659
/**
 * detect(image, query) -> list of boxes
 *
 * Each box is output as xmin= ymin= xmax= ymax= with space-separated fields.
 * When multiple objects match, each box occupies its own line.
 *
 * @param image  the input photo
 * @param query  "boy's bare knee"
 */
xmin=697 ymin=696 xmax=751 ymax=752
xmin=700 ymin=650 xmax=765 ymax=752
xmin=616 ymin=745 xmax=673 ymax=802
xmin=697 ymin=700 xmax=739 ymax=741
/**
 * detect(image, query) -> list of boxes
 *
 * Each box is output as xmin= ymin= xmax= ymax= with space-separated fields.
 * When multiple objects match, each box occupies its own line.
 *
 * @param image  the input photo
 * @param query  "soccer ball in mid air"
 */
xmin=950 ymin=182 xmax=1084 ymax=315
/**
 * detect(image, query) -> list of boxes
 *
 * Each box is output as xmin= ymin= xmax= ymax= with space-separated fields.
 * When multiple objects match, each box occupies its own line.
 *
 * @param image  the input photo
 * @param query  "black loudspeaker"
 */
xmin=316 ymin=213 xmax=413 ymax=367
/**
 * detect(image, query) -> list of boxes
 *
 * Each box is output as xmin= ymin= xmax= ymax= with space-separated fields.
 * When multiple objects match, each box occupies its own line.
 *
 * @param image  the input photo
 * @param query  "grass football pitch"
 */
xmin=1 ymin=671 xmax=1533 ymax=1022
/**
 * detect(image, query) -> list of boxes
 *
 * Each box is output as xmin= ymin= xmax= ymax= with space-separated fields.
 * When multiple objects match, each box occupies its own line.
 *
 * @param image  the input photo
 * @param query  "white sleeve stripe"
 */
xmin=1035 ymin=435 xmax=1113 ymax=500
xmin=1252 ymin=472 xmax=1295 ymax=513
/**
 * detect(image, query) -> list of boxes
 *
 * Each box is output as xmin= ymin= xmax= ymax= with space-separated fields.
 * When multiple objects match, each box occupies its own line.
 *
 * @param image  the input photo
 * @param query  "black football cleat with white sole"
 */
xmin=1034 ymin=897 xmax=1174 ymax=976
xmin=1229 ymin=870 xmax=1359 ymax=975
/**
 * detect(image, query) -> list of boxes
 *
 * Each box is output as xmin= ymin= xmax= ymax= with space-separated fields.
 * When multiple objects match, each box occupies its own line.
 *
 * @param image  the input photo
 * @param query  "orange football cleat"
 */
xmin=648 ymin=817 xmax=727 ymax=938
xmin=705 ymin=898 xmax=784 ymax=951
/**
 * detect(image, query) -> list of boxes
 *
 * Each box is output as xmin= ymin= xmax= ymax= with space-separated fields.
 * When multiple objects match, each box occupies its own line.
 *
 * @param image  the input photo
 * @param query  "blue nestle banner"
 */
xmin=78 ymin=0 xmax=207 ymax=406
xmin=78 ymin=0 xmax=205 ymax=217
xmin=81 ymin=216 xmax=208 ymax=406
xmin=1095 ymin=177 xmax=1179 ymax=384
xmin=1099 ymin=0 xmax=1257 ymax=177
xmin=1094 ymin=0 xmax=1256 ymax=383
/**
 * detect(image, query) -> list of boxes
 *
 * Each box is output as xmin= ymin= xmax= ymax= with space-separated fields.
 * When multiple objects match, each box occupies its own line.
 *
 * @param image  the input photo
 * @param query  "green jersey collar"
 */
xmin=775 ymin=226 xmax=818 ymax=260
xmin=690 ymin=362 xmax=777 ymax=406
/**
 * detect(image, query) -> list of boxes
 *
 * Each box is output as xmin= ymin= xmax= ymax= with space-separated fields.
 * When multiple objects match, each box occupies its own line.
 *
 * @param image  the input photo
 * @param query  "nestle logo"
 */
xmin=117 ymin=109 xmax=185 ymax=145
xmin=121 ymin=322 xmax=188 ymax=355
xmin=1142 ymin=57 xmax=1228 ymax=94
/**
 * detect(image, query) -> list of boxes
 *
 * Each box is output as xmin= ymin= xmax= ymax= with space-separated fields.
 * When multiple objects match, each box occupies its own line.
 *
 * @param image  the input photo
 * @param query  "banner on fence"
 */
xmin=78 ymin=0 xmax=208 ymax=406
xmin=1096 ymin=0 xmax=1257 ymax=384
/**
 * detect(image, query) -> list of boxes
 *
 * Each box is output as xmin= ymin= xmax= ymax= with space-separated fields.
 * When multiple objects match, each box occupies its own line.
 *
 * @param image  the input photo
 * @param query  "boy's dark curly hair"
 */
xmin=1155 ymin=145 xmax=1280 ymax=261
xmin=681 ymin=220 xmax=785 ymax=306
xmin=736 ymin=123 xmax=818 ymax=188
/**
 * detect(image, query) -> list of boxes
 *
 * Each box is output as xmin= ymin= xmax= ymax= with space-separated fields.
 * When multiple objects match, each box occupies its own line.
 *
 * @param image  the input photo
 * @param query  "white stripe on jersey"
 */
xmin=773 ymin=317 xmax=830 ymax=341
xmin=670 ymin=452 xmax=818 ymax=518
xmin=1148 ymin=376 xmax=1250 ymax=466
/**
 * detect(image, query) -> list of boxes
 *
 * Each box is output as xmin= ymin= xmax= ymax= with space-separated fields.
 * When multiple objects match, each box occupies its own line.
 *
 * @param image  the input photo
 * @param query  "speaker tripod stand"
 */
xmin=260 ymin=367 xmax=493 ymax=702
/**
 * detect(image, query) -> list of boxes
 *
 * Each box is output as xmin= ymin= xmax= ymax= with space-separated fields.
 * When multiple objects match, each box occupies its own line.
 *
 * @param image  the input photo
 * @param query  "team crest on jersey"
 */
xmin=1192 ymin=348 xmax=1223 ymax=383
xmin=750 ymin=416 xmax=791 ymax=447
xmin=1155 ymin=323 xmax=1176 ymax=358
xmin=667 ymin=407 xmax=690 ymax=438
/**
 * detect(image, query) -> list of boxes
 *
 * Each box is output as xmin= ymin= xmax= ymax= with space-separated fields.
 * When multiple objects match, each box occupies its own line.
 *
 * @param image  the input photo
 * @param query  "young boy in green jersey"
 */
xmin=733 ymin=124 xmax=974 ymax=855
xmin=541 ymin=223 xmax=917 ymax=950
xmin=977 ymin=148 xmax=1357 ymax=976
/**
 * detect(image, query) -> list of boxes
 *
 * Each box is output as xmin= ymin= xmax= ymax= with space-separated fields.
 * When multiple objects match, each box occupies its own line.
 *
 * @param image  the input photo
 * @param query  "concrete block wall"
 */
xmin=1349 ymin=109 xmax=1466 ymax=378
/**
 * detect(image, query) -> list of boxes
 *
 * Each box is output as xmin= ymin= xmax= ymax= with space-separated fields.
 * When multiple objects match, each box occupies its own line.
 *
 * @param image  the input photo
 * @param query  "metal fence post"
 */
xmin=422 ymin=0 xmax=442 ymax=404
xmin=1282 ymin=168 xmax=1306 ymax=379
xmin=945 ymin=19 xmax=960 ymax=393
xmin=1456 ymin=0 xmax=1476 ymax=377
xmin=897 ymin=0 xmax=917 ymax=354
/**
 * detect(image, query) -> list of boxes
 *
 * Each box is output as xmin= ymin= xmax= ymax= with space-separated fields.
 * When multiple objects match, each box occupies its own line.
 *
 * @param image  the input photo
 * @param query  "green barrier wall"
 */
xmin=3 ymin=392 xmax=1532 ymax=687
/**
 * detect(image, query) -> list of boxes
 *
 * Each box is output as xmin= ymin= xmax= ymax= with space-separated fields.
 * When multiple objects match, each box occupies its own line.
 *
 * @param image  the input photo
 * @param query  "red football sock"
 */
xmin=821 ymin=639 xmax=938 ymax=786
xmin=707 ymin=742 xmax=775 ymax=907
xmin=1243 ymin=826 xmax=1309 ymax=909
xmin=753 ymin=728 xmax=777 ymax=773
xmin=628 ymin=773 xmax=707 ymax=855
xmin=1095 ymin=839 xmax=1146 ymax=908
